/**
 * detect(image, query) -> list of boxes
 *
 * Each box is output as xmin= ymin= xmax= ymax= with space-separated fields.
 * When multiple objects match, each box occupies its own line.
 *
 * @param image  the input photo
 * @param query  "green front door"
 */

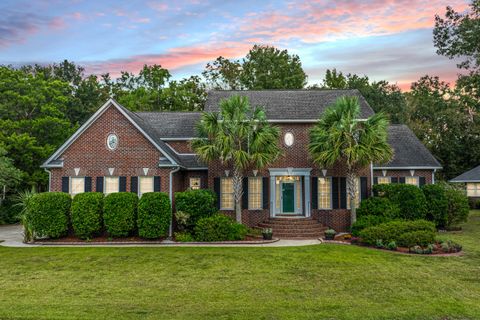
xmin=282 ymin=182 xmax=295 ymax=213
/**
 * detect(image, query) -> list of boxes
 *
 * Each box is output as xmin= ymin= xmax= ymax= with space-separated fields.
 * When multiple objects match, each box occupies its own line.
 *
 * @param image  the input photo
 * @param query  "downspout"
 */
xmin=44 ymin=168 xmax=52 ymax=192
xmin=370 ymin=162 xmax=374 ymax=197
xmin=168 ymin=165 xmax=181 ymax=239
xmin=432 ymin=169 xmax=436 ymax=184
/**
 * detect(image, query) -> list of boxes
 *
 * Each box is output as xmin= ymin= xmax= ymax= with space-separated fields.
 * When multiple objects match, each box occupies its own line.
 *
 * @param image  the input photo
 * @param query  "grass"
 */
xmin=1 ymin=213 xmax=480 ymax=320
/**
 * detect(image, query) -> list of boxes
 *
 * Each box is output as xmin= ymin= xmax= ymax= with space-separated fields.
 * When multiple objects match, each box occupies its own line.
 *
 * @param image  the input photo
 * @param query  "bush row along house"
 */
xmin=41 ymin=90 xmax=442 ymax=235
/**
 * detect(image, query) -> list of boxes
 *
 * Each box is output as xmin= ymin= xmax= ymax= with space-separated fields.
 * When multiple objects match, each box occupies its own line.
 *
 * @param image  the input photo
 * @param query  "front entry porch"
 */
xmin=269 ymin=168 xmax=311 ymax=218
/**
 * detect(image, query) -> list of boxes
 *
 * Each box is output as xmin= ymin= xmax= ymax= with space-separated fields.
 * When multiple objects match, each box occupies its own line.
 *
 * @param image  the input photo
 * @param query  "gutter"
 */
xmin=370 ymin=162 xmax=374 ymax=196
xmin=44 ymin=168 xmax=52 ymax=192
xmin=168 ymin=165 xmax=181 ymax=239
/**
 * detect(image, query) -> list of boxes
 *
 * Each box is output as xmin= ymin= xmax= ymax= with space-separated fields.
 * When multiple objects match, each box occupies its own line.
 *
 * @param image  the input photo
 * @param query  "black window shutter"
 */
xmin=360 ymin=177 xmax=368 ymax=200
xmin=84 ymin=177 xmax=92 ymax=192
xmin=391 ymin=177 xmax=398 ymax=184
xmin=340 ymin=177 xmax=347 ymax=209
xmin=262 ymin=177 xmax=269 ymax=209
xmin=311 ymin=177 xmax=318 ymax=210
xmin=154 ymin=176 xmax=161 ymax=192
xmin=119 ymin=176 xmax=127 ymax=192
xmin=213 ymin=178 xmax=220 ymax=209
xmin=131 ymin=177 xmax=138 ymax=194
xmin=96 ymin=177 xmax=104 ymax=192
xmin=201 ymin=177 xmax=208 ymax=189
xmin=61 ymin=177 xmax=69 ymax=193
xmin=373 ymin=177 xmax=378 ymax=185
xmin=332 ymin=177 xmax=339 ymax=209
xmin=242 ymin=177 xmax=249 ymax=209
xmin=419 ymin=176 xmax=426 ymax=186
xmin=399 ymin=177 xmax=406 ymax=184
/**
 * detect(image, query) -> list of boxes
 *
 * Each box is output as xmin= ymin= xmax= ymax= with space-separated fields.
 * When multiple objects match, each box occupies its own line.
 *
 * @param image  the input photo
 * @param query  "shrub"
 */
xmin=103 ymin=192 xmax=138 ymax=237
xmin=174 ymin=232 xmax=195 ymax=242
xmin=194 ymin=213 xmax=247 ymax=242
xmin=0 ymin=196 xmax=20 ymax=224
xmin=359 ymin=219 xmax=436 ymax=246
xmin=373 ymin=184 xmax=427 ymax=220
xmin=71 ymin=192 xmax=103 ymax=239
xmin=422 ymin=184 xmax=448 ymax=228
xmin=175 ymin=189 xmax=216 ymax=230
xmin=174 ymin=211 xmax=190 ymax=232
xmin=137 ymin=192 xmax=171 ymax=239
xmin=397 ymin=230 xmax=436 ymax=247
xmin=468 ymin=198 xmax=480 ymax=209
xmin=28 ymin=192 xmax=71 ymax=238
xmin=386 ymin=241 xmax=397 ymax=251
xmin=351 ymin=215 xmax=391 ymax=236
xmin=444 ymin=187 xmax=469 ymax=227
xmin=357 ymin=197 xmax=400 ymax=219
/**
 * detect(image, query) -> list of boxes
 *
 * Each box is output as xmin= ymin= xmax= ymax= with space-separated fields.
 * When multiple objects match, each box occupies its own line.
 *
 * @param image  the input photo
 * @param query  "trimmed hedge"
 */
xmin=71 ymin=192 xmax=103 ymax=239
xmin=422 ymin=184 xmax=448 ymax=228
xmin=175 ymin=189 xmax=217 ymax=229
xmin=359 ymin=219 xmax=436 ymax=246
xmin=194 ymin=213 xmax=247 ymax=242
xmin=137 ymin=192 xmax=171 ymax=239
xmin=373 ymin=184 xmax=427 ymax=220
xmin=445 ymin=187 xmax=469 ymax=227
xmin=103 ymin=192 xmax=138 ymax=237
xmin=357 ymin=197 xmax=400 ymax=219
xmin=397 ymin=230 xmax=436 ymax=248
xmin=351 ymin=215 xmax=390 ymax=236
xmin=28 ymin=192 xmax=71 ymax=238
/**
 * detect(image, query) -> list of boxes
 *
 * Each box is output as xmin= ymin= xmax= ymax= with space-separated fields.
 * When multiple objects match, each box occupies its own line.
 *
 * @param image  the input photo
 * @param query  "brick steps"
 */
xmin=257 ymin=217 xmax=327 ymax=239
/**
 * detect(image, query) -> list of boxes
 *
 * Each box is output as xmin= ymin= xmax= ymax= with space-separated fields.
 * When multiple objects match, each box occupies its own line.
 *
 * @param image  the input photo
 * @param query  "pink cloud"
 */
xmin=148 ymin=2 xmax=168 ymax=12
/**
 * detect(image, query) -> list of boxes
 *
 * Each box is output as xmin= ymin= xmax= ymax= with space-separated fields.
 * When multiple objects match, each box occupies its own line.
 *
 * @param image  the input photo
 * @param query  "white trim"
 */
xmin=42 ymin=99 xmax=178 ymax=168
xmin=247 ymin=177 xmax=263 ymax=210
xmin=169 ymin=166 xmax=181 ymax=239
xmin=373 ymin=166 xmax=442 ymax=170
xmin=161 ymin=137 xmax=196 ymax=141
xmin=269 ymin=168 xmax=312 ymax=176
xmin=451 ymin=180 xmax=480 ymax=183
xmin=138 ymin=176 xmax=154 ymax=197
xmin=44 ymin=168 xmax=51 ymax=192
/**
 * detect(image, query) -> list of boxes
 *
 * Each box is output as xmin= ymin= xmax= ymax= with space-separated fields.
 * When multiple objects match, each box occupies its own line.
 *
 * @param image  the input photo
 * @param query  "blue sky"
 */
xmin=0 ymin=0 xmax=468 ymax=89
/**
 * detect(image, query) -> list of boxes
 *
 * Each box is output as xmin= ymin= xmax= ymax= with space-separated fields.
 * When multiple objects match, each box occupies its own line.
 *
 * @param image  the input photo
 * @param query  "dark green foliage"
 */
xmin=71 ymin=192 xmax=103 ymax=239
xmin=373 ymin=184 xmax=427 ymax=220
xmin=359 ymin=219 xmax=436 ymax=246
xmin=397 ymin=230 xmax=436 ymax=248
xmin=103 ymin=192 xmax=138 ymax=237
xmin=422 ymin=184 xmax=449 ymax=228
xmin=445 ymin=188 xmax=470 ymax=227
xmin=386 ymin=241 xmax=397 ymax=251
xmin=0 ymin=197 xmax=20 ymax=224
xmin=137 ymin=192 xmax=171 ymax=239
xmin=174 ymin=232 xmax=195 ymax=242
xmin=468 ymin=198 xmax=480 ymax=209
xmin=28 ymin=192 xmax=71 ymax=238
xmin=357 ymin=197 xmax=400 ymax=218
xmin=351 ymin=215 xmax=391 ymax=236
xmin=194 ymin=214 xmax=247 ymax=242
xmin=175 ymin=189 xmax=217 ymax=229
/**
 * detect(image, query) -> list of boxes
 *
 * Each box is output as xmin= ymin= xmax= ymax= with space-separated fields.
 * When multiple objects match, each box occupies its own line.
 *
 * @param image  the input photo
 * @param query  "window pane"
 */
xmin=405 ymin=177 xmax=419 ymax=186
xmin=221 ymin=178 xmax=234 ymax=209
xmin=71 ymin=177 xmax=84 ymax=195
xmin=318 ymin=177 xmax=331 ymax=209
xmin=467 ymin=183 xmax=480 ymax=197
xmin=139 ymin=176 xmax=154 ymax=195
xmin=105 ymin=177 xmax=119 ymax=194
xmin=248 ymin=177 xmax=262 ymax=210
xmin=189 ymin=177 xmax=201 ymax=190
xmin=377 ymin=177 xmax=390 ymax=184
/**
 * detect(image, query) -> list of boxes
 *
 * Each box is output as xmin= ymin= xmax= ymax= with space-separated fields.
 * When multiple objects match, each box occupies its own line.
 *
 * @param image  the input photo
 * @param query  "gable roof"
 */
xmin=373 ymin=125 xmax=442 ymax=169
xmin=41 ymin=99 xmax=180 ymax=168
xmin=135 ymin=112 xmax=201 ymax=139
xmin=450 ymin=165 xmax=480 ymax=182
xmin=205 ymin=89 xmax=375 ymax=121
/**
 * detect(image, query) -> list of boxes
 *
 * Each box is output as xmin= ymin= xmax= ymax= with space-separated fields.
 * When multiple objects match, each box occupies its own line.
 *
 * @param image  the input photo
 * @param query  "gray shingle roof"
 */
xmin=135 ymin=112 xmax=201 ymax=139
xmin=205 ymin=89 xmax=375 ymax=120
xmin=373 ymin=125 xmax=442 ymax=169
xmin=177 ymin=154 xmax=206 ymax=169
xmin=450 ymin=165 xmax=480 ymax=182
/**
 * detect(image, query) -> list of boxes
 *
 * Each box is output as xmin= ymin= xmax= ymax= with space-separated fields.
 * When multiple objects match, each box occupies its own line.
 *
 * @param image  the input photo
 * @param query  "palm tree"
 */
xmin=308 ymin=96 xmax=393 ymax=224
xmin=192 ymin=95 xmax=281 ymax=223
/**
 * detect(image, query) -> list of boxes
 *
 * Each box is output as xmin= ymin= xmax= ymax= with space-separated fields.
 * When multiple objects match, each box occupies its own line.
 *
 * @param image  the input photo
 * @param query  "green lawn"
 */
xmin=1 ymin=213 xmax=480 ymax=320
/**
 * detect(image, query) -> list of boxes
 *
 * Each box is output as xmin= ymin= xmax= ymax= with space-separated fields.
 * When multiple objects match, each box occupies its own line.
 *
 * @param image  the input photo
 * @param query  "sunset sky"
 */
xmin=0 ymin=0 xmax=469 ymax=90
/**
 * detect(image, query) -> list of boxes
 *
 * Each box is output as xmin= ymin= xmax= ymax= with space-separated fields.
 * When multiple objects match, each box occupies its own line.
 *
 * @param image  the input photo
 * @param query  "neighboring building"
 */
xmin=450 ymin=165 xmax=480 ymax=200
xmin=41 ymin=90 xmax=441 ymax=237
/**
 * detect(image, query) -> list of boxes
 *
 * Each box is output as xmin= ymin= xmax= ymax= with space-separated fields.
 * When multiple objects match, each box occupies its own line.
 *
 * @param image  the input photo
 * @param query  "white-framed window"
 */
xmin=139 ymin=176 xmax=154 ymax=196
xmin=189 ymin=177 xmax=201 ymax=190
xmin=220 ymin=177 xmax=234 ymax=210
xmin=104 ymin=176 xmax=119 ymax=195
xmin=318 ymin=177 xmax=332 ymax=209
xmin=248 ymin=177 xmax=262 ymax=210
xmin=347 ymin=178 xmax=361 ymax=209
xmin=70 ymin=177 xmax=85 ymax=196
xmin=405 ymin=176 xmax=419 ymax=186
xmin=377 ymin=177 xmax=391 ymax=184
xmin=467 ymin=183 xmax=480 ymax=197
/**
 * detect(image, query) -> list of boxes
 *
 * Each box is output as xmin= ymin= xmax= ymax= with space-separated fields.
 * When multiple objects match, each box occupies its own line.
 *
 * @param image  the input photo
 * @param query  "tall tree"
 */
xmin=192 ymin=96 xmax=281 ymax=222
xmin=0 ymin=146 xmax=23 ymax=206
xmin=309 ymin=97 xmax=393 ymax=224
xmin=202 ymin=57 xmax=243 ymax=90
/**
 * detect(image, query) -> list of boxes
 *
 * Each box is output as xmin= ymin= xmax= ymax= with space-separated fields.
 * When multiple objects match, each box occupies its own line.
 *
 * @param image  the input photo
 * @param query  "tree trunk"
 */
xmin=232 ymin=167 xmax=243 ymax=223
xmin=346 ymin=169 xmax=357 ymax=226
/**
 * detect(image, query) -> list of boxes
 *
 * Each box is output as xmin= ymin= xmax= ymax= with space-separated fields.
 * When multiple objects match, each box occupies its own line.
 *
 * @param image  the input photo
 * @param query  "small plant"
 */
xmin=343 ymin=234 xmax=352 ymax=240
xmin=410 ymin=245 xmax=424 ymax=254
xmin=174 ymin=211 xmax=190 ymax=232
xmin=386 ymin=241 xmax=397 ymax=251
xmin=324 ymin=229 xmax=336 ymax=240
xmin=12 ymin=187 xmax=37 ymax=242
xmin=439 ymin=239 xmax=462 ymax=253
xmin=375 ymin=239 xmax=385 ymax=249
xmin=174 ymin=232 xmax=195 ymax=242
xmin=262 ymin=228 xmax=273 ymax=240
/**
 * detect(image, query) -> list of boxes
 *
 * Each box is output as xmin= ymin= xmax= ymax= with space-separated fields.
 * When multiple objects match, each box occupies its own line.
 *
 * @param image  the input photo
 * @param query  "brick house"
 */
xmin=42 ymin=90 xmax=441 ymax=237
xmin=450 ymin=165 xmax=480 ymax=201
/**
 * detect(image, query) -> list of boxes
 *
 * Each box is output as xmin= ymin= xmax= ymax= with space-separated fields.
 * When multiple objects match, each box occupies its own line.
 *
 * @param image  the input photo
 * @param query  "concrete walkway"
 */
xmin=0 ymin=224 xmax=321 ymax=248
